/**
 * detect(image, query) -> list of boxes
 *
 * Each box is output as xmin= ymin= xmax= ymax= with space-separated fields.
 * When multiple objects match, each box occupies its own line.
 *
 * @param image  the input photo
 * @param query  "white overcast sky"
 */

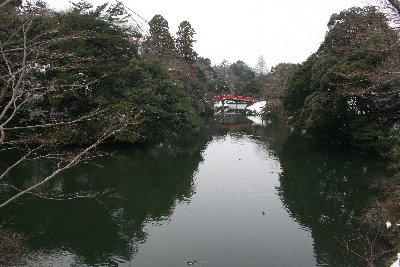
xmin=46 ymin=0 xmax=369 ymax=68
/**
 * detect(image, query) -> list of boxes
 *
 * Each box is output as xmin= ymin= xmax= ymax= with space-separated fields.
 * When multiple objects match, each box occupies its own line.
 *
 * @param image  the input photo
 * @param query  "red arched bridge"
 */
xmin=214 ymin=95 xmax=254 ymax=113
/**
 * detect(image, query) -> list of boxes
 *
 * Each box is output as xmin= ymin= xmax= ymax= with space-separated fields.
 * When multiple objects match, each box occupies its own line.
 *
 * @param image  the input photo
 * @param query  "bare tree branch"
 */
xmin=2 ymin=108 xmax=104 ymax=131
xmin=0 ymin=22 xmax=30 ymax=122
xmin=0 ymin=125 xmax=123 ymax=208
xmin=0 ymin=1 xmax=143 ymax=209
xmin=387 ymin=0 xmax=400 ymax=14
xmin=0 ymin=75 xmax=8 ymax=103
xmin=0 ymin=145 xmax=41 ymax=180
xmin=376 ymin=0 xmax=400 ymax=28
xmin=1 ymin=47 xmax=13 ymax=77
xmin=336 ymin=231 xmax=395 ymax=266
xmin=0 ymin=183 xmax=119 ymax=202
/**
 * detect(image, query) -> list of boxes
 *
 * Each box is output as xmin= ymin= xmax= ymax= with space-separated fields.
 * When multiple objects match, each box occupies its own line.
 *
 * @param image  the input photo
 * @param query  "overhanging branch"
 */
xmin=387 ymin=0 xmax=400 ymax=15
xmin=0 ymin=126 xmax=121 ymax=208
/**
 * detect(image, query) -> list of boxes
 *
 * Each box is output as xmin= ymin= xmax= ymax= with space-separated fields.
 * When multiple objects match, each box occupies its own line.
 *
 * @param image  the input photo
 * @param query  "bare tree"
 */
xmin=255 ymin=55 xmax=268 ymax=75
xmin=336 ymin=231 xmax=395 ymax=266
xmin=0 ymin=2 xmax=138 ymax=208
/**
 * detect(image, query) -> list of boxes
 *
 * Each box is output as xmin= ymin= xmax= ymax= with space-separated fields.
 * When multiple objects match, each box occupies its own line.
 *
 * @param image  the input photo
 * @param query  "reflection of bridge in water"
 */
xmin=214 ymin=113 xmax=253 ymax=130
xmin=214 ymin=113 xmax=268 ymax=133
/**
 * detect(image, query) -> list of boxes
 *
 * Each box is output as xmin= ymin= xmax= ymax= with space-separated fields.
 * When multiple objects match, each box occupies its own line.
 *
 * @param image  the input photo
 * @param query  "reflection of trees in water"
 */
xmin=275 ymin=135 xmax=386 ymax=266
xmin=0 ymin=144 xmax=206 ymax=266
xmin=210 ymin=118 xmax=386 ymax=265
xmin=0 ymin=120 xmax=388 ymax=266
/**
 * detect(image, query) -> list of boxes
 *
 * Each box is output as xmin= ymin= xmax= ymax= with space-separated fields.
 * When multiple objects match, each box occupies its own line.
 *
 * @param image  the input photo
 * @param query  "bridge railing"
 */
xmin=214 ymin=95 xmax=253 ymax=102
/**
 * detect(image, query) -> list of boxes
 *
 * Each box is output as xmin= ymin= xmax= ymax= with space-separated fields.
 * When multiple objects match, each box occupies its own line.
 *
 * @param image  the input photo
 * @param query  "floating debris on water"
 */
xmin=187 ymin=260 xmax=209 ymax=265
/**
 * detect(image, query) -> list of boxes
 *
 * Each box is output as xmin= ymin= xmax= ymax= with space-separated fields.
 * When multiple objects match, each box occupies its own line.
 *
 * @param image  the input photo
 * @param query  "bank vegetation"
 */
xmin=259 ymin=0 xmax=400 ymax=262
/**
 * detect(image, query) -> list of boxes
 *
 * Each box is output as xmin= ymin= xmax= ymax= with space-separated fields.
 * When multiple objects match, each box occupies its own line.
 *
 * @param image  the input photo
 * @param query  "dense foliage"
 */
xmin=256 ymin=6 xmax=400 ymax=257
xmin=260 ymin=63 xmax=299 ymax=120
xmin=112 ymin=60 xmax=201 ymax=142
xmin=0 ymin=1 xmax=220 ymax=145
xmin=212 ymin=60 xmax=264 ymax=97
xmin=281 ymin=7 xmax=400 ymax=150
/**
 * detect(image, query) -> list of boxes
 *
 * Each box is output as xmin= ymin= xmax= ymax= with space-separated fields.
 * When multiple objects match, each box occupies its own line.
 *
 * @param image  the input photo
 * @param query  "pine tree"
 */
xmin=176 ymin=21 xmax=197 ymax=62
xmin=145 ymin=14 xmax=175 ymax=58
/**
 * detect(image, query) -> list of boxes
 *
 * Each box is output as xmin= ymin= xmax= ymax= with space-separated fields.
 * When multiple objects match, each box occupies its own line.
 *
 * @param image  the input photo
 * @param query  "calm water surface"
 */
xmin=0 ymin=115 xmax=387 ymax=266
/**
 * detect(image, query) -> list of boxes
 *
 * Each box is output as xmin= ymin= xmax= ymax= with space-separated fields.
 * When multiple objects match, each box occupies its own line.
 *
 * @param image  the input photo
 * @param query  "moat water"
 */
xmin=0 ymin=115 xmax=388 ymax=266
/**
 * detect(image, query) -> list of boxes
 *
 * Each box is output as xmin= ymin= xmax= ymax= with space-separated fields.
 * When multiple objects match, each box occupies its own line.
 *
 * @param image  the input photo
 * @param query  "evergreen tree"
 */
xmin=145 ymin=14 xmax=175 ymax=58
xmin=114 ymin=60 xmax=201 ymax=142
xmin=263 ymin=63 xmax=298 ymax=100
xmin=176 ymin=21 xmax=197 ymax=62
xmin=283 ymin=7 xmax=400 ymax=146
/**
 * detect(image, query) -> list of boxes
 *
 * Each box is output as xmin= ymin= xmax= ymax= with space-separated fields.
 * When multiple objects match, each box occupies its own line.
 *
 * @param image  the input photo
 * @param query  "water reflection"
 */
xmin=214 ymin=115 xmax=387 ymax=266
xmin=0 ymin=145 xmax=206 ymax=266
xmin=214 ymin=114 xmax=292 ymax=157
xmin=0 ymin=116 xmax=388 ymax=266
xmin=214 ymin=113 xmax=253 ymax=131
xmin=276 ymin=135 xmax=386 ymax=266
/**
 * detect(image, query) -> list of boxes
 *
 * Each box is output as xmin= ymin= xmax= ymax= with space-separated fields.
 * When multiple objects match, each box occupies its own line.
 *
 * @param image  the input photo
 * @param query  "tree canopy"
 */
xmin=282 ymin=6 xmax=400 ymax=147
